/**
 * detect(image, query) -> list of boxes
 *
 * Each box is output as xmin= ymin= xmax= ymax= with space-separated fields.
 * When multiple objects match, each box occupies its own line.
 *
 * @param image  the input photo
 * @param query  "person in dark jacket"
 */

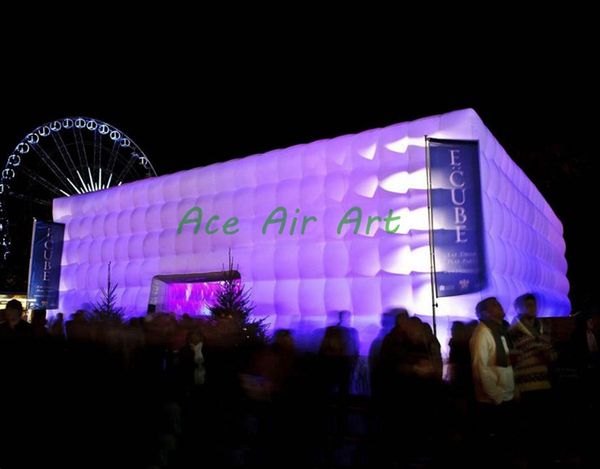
xmin=0 ymin=299 xmax=32 ymax=339
xmin=318 ymin=310 xmax=359 ymax=398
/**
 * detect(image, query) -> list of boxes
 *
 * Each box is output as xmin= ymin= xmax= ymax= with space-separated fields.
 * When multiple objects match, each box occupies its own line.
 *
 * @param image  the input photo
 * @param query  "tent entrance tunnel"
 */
xmin=147 ymin=272 xmax=241 ymax=316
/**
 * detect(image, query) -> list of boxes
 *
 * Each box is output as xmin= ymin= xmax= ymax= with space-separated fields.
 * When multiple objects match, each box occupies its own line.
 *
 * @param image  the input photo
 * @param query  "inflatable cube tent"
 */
xmin=53 ymin=108 xmax=570 ymax=354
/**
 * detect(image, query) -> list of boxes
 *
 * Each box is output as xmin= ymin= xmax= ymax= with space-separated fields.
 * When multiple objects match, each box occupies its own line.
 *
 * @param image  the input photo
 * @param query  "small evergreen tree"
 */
xmin=210 ymin=250 xmax=268 ymax=345
xmin=88 ymin=261 xmax=124 ymax=325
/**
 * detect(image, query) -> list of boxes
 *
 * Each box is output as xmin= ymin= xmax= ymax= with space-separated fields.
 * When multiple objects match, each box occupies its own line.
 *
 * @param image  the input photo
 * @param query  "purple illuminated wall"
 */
xmin=52 ymin=109 xmax=570 ymax=353
xmin=160 ymin=281 xmax=226 ymax=316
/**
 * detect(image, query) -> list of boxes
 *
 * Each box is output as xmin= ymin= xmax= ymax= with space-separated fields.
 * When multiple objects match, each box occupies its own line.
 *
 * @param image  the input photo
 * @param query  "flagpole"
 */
xmin=26 ymin=218 xmax=38 ymax=310
xmin=425 ymin=136 xmax=438 ymax=338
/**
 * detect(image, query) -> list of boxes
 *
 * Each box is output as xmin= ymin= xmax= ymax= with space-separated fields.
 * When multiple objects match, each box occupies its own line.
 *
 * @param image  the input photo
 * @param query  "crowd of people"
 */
xmin=0 ymin=294 xmax=599 ymax=468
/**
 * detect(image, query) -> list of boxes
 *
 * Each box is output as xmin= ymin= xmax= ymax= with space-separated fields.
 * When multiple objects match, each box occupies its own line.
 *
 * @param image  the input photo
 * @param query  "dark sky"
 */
xmin=2 ymin=56 xmax=597 ymax=309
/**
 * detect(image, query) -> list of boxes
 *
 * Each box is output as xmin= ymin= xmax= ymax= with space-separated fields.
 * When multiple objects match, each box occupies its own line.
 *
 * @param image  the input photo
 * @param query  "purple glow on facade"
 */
xmin=161 ymin=280 xmax=235 ymax=316
xmin=52 ymin=109 xmax=570 ymax=354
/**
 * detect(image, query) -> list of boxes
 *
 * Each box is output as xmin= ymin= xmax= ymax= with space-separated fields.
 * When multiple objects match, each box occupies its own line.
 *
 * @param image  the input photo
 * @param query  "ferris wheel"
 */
xmin=0 ymin=117 xmax=158 ymax=264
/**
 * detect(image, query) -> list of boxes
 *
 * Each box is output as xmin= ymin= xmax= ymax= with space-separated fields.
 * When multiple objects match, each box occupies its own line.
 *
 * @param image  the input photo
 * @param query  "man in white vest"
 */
xmin=470 ymin=297 xmax=515 ymax=405
xmin=469 ymin=297 xmax=516 ymax=463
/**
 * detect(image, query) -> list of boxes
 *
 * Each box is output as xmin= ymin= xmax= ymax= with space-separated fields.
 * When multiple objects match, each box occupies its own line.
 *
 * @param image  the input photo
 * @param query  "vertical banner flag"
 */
xmin=427 ymin=138 xmax=486 ymax=297
xmin=28 ymin=219 xmax=65 ymax=309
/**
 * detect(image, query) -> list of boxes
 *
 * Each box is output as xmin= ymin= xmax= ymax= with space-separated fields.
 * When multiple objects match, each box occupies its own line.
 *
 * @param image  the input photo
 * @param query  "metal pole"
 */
xmin=425 ymin=137 xmax=438 ymax=338
xmin=26 ymin=218 xmax=38 ymax=310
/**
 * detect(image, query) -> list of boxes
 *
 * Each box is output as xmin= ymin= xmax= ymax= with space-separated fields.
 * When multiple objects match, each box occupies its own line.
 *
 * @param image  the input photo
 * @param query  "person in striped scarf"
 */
xmin=510 ymin=293 xmax=554 ymax=395
xmin=510 ymin=293 xmax=556 ymax=465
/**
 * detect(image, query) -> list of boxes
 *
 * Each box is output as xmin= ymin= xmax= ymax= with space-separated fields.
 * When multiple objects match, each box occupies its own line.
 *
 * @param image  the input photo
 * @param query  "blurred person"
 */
xmin=448 ymin=321 xmax=477 ymax=393
xmin=268 ymin=329 xmax=296 ymax=395
xmin=421 ymin=321 xmax=443 ymax=381
xmin=65 ymin=310 xmax=90 ymax=343
xmin=0 ymin=299 xmax=31 ymax=338
xmin=318 ymin=310 xmax=359 ymax=398
xmin=379 ymin=310 xmax=411 ymax=393
xmin=49 ymin=312 xmax=66 ymax=340
xmin=178 ymin=328 xmax=206 ymax=390
xmin=0 ymin=300 xmax=35 ymax=466
xmin=31 ymin=308 xmax=49 ymax=339
xmin=368 ymin=309 xmax=402 ymax=400
xmin=571 ymin=310 xmax=600 ymax=370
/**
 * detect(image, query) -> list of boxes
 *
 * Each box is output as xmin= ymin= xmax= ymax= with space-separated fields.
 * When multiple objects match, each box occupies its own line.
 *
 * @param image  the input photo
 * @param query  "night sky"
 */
xmin=2 ymin=56 xmax=596 ymax=310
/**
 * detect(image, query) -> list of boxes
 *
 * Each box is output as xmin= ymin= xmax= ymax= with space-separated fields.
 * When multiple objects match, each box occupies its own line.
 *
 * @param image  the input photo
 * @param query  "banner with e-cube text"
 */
xmin=27 ymin=219 xmax=65 ymax=309
xmin=428 ymin=138 xmax=486 ymax=297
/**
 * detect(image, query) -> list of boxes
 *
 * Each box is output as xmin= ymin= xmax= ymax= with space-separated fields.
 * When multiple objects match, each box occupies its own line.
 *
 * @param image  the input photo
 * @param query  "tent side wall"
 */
xmin=427 ymin=110 xmax=570 ymax=346
xmin=53 ymin=109 xmax=570 ymax=353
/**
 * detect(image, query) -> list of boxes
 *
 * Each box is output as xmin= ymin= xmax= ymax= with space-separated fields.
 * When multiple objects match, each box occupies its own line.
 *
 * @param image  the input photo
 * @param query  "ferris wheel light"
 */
xmin=59 ymin=189 xmax=71 ymax=197
xmin=63 ymin=118 xmax=73 ymax=129
xmin=110 ymin=130 xmax=121 ymax=141
xmin=99 ymin=124 xmax=110 ymax=135
xmin=26 ymin=133 xmax=39 ymax=144
xmin=75 ymin=118 xmax=86 ymax=129
xmin=39 ymin=126 xmax=51 ymax=137
xmin=138 ymin=155 xmax=150 ymax=169
xmin=16 ymin=143 xmax=29 ymax=154
xmin=87 ymin=120 xmax=98 ymax=131
xmin=106 ymin=172 xmax=113 ymax=188
xmin=120 ymin=138 xmax=131 ymax=148
xmin=51 ymin=121 xmax=62 ymax=132
xmin=7 ymin=155 xmax=20 ymax=167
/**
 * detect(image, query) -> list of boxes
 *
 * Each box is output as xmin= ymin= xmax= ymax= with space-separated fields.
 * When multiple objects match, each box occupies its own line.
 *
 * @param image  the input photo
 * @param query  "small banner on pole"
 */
xmin=427 ymin=138 xmax=486 ymax=297
xmin=27 ymin=219 xmax=65 ymax=309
